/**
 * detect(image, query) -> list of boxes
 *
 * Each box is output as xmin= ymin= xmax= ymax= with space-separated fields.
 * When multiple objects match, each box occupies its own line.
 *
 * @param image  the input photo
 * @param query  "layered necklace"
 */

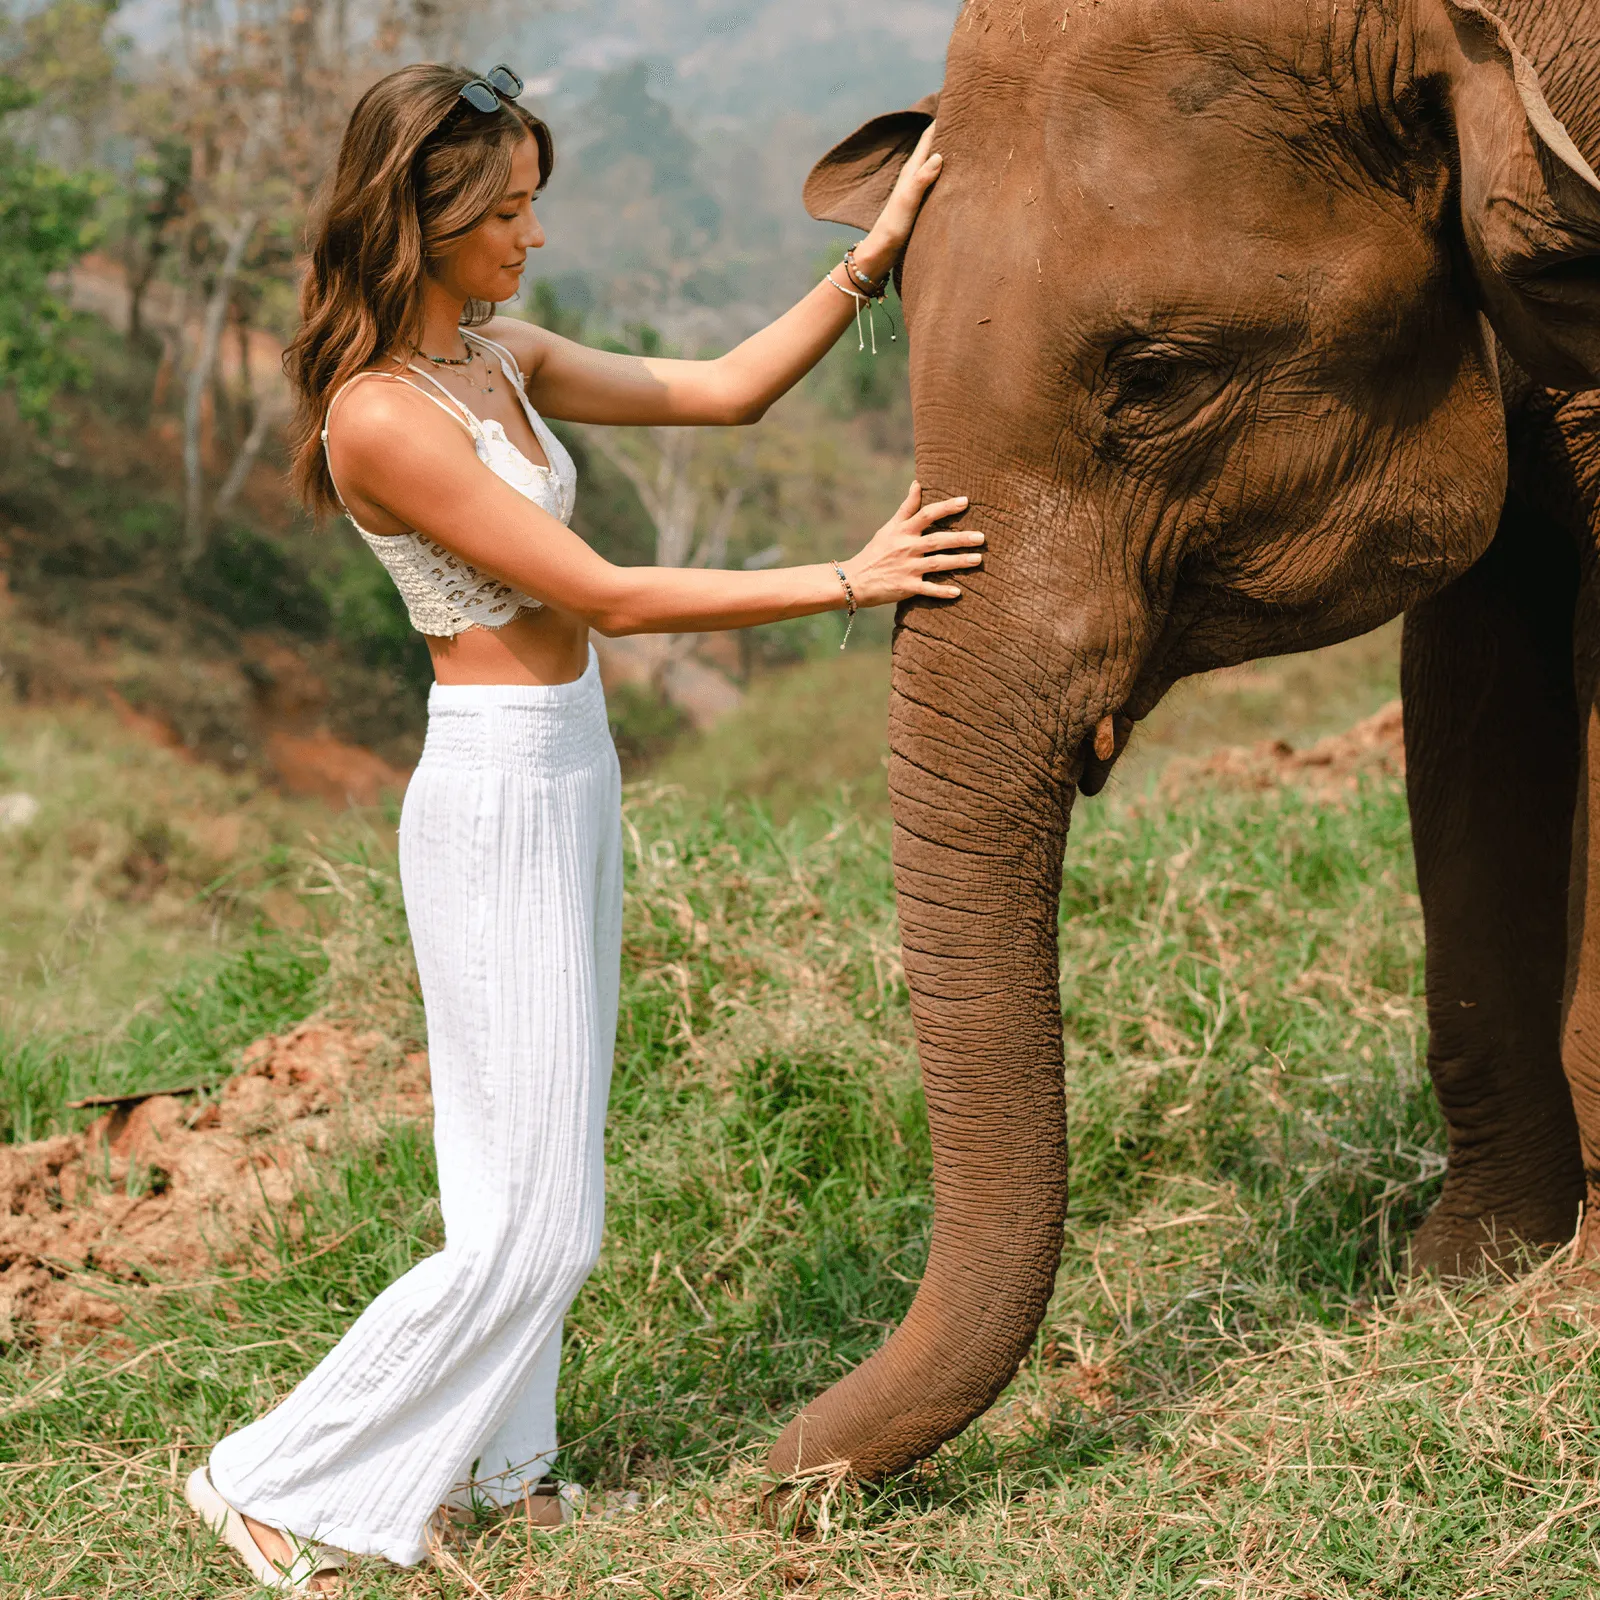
xmin=423 ymin=338 xmax=497 ymax=396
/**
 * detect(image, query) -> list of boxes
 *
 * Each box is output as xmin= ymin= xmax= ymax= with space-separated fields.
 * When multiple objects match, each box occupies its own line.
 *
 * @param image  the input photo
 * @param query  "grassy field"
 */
xmin=7 ymin=634 xmax=1599 ymax=1597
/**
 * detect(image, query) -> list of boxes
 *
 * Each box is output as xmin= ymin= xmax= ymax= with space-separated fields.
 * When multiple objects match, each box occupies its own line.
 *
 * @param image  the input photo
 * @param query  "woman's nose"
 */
xmin=523 ymin=213 xmax=546 ymax=250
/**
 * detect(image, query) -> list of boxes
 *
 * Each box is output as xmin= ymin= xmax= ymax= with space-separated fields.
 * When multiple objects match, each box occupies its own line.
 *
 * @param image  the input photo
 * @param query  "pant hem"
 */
xmin=207 ymin=1453 xmax=431 ymax=1569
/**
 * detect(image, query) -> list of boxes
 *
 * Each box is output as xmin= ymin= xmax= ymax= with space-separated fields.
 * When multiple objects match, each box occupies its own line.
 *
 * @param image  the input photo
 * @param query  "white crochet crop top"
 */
xmin=320 ymin=331 xmax=578 ymax=637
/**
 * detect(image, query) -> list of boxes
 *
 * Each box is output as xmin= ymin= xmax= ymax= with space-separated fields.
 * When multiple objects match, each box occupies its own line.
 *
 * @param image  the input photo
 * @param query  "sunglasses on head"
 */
xmin=458 ymin=63 xmax=523 ymax=113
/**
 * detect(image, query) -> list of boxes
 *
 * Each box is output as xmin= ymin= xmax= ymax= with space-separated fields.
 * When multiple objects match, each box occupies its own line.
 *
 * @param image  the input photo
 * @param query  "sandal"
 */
xmin=518 ymin=1476 xmax=588 ymax=1526
xmin=185 ymin=1466 xmax=348 ymax=1594
xmin=522 ymin=1478 xmax=643 ymax=1524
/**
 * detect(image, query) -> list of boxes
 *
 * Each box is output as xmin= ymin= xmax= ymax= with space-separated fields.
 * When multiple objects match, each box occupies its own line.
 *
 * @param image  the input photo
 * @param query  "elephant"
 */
xmin=765 ymin=0 xmax=1600 ymax=1488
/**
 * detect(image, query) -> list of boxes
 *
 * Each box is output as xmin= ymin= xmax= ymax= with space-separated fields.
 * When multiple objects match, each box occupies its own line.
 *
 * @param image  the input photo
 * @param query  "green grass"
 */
xmin=0 ymin=690 xmax=389 ymax=1047
xmin=8 ymin=758 xmax=1596 ymax=1596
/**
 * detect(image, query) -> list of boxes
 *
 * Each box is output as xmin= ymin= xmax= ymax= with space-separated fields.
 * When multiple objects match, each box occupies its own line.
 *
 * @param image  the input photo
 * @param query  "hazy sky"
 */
xmin=497 ymin=0 xmax=955 ymax=132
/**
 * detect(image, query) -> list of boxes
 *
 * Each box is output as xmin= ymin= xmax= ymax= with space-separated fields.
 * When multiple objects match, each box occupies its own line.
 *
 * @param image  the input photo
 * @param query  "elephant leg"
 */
xmin=1404 ymin=505 xmax=1583 ymax=1278
xmin=1560 ymin=511 xmax=1600 ymax=1258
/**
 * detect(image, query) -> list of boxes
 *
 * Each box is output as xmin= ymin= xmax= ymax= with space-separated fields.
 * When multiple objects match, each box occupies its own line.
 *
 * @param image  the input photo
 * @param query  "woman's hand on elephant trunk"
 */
xmin=850 ymin=123 xmax=942 ymax=283
xmin=842 ymin=480 xmax=984 ymax=607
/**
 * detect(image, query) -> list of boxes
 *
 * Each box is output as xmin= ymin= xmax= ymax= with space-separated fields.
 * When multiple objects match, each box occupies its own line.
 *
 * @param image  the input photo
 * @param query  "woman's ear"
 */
xmin=1432 ymin=0 xmax=1600 ymax=387
xmin=803 ymin=92 xmax=939 ymax=231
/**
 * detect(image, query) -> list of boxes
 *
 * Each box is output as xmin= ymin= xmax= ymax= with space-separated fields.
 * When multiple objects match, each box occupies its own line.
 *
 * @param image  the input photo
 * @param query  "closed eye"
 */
xmin=1102 ymin=339 xmax=1236 ymax=432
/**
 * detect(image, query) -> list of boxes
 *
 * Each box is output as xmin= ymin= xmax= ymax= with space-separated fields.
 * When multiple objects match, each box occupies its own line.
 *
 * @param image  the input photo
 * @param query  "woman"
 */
xmin=185 ymin=60 xmax=979 ymax=1592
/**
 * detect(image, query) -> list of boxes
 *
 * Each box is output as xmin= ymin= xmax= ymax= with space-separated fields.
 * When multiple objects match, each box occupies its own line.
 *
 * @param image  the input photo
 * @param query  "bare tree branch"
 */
xmin=581 ymin=424 xmax=660 ymax=518
xmin=181 ymin=207 xmax=257 ymax=564
xmin=583 ymin=424 xmax=707 ymax=568
xmin=691 ymin=480 xmax=745 ymax=571
xmin=211 ymin=392 xmax=282 ymax=522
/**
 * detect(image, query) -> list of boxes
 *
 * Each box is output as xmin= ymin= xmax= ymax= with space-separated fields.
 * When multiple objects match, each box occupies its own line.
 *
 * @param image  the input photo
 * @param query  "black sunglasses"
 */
xmin=458 ymin=63 xmax=523 ymax=113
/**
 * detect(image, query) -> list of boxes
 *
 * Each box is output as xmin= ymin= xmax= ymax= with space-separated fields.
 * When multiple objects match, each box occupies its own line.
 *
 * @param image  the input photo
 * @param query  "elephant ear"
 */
xmin=1439 ymin=0 xmax=1600 ymax=387
xmin=803 ymin=91 xmax=939 ymax=230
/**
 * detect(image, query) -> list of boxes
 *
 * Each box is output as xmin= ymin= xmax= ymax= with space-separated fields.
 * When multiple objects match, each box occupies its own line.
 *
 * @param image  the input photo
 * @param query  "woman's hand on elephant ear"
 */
xmin=855 ymin=124 xmax=942 ymax=277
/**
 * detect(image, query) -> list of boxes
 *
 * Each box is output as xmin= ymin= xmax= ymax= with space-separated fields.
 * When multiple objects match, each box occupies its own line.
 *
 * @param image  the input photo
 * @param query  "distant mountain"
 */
xmin=490 ymin=1 xmax=957 ymax=335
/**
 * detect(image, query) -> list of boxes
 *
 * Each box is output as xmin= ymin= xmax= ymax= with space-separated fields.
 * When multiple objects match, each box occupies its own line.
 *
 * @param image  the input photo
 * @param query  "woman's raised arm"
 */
xmin=332 ymin=379 xmax=981 ymax=636
xmin=515 ymin=126 xmax=941 ymax=428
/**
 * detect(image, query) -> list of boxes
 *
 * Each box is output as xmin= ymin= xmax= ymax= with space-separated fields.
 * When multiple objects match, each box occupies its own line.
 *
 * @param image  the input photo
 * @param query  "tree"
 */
xmin=566 ymin=321 xmax=754 ymax=576
xmin=0 ymin=76 xmax=99 ymax=427
xmin=0 ymin=0 xmax=122 ymax=170
xmin=123 ymin=138 xmax=191 ymax=350
xmin=535 ymin=62 xmax=725 ymax=321
xmin=113 ymin=0 xmax=541 ymax=559
xmin=575 ymin=63 xmax=721 ymax=252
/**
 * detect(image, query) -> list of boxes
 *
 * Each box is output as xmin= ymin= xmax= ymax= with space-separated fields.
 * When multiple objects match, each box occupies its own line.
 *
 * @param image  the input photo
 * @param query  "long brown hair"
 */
xmin=286 ymin=63 xmax=554 ymax=516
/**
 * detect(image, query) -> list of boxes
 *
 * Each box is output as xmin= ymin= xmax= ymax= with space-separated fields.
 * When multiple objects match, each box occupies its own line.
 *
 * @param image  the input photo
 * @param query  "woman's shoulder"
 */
xmin=326 ymin=369 xmax=476 ymax=462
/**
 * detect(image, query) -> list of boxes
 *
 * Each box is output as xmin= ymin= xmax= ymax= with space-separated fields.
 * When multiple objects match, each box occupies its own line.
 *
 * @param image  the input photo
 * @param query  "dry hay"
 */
xmin=1159 ymin=697 xmax=1404 ymax=800
xmin=0 ymin=1022 xmax=429 ymax=1346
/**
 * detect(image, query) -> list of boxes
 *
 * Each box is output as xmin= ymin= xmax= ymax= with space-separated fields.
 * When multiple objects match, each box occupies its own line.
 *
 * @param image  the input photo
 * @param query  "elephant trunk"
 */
xmin=766 ymin=603 xmax=1084 ymax=1481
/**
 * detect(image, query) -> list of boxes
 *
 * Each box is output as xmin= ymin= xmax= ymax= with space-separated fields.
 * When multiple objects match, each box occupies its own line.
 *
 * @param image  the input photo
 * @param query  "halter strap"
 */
xmin=463 ymin=329 xmax=524 ymax=385
xmin=458 ymin=330 xmax=563 ymax=474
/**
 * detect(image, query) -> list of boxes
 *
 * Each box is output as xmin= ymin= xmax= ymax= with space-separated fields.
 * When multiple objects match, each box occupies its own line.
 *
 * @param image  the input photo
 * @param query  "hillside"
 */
xmin=506 ymin=0 xmax=953 ymax=124
xmin=0 ymin=302 xmax=923 ymax=800
xmin=0 ymin=319 xmax=433 ymax=792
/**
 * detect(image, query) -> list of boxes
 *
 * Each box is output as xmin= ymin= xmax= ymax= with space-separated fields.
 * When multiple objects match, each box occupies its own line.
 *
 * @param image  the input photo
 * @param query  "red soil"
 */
xmin=0 ymin=1023 xmax=429 ymax=1347
xmin=1159 ymin=699 xmax=1404 ymax=800
xmin=264 ymin=729 xmax=409 ymax=808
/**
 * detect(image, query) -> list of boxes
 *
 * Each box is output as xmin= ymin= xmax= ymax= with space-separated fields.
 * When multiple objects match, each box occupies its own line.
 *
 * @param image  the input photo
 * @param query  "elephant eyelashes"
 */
xmin=1100 ymin=341 xmax=1236 ymax=436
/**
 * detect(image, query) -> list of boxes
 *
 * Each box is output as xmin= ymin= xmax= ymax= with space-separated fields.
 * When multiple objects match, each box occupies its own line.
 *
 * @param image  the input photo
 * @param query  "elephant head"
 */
xmin=769 ymin=0 xmax=1600 ymax=1482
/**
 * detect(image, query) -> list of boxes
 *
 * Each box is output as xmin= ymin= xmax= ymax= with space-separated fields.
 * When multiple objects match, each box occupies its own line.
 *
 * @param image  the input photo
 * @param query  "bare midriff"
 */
xmin=425 ymin=605 xmax=592 ymax=686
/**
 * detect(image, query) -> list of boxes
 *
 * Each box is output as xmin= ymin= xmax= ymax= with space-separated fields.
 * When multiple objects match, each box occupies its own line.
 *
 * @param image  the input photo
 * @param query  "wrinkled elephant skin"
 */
xmin=768 ymin=0 xmax=1600 ymax=1485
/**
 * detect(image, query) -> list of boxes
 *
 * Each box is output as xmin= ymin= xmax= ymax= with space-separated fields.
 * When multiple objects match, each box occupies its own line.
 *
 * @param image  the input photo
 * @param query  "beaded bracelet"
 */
xmin=831 ymin=560 xmax=857 ymax=650
xmin=825 ymin=260 xmax=896 ymax=355
xmin=843 ymin=244 xmax=890 ymax=300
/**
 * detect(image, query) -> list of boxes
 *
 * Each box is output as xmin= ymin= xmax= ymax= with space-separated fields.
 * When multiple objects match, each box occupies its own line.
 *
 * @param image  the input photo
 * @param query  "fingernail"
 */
xmin=956 ymin=496 xmax=969 ymax=504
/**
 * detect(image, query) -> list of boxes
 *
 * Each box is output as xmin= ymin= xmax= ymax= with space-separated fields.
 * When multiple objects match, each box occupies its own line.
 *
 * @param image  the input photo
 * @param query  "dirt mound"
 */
xmin=0 ymin=1022 xmax=430 ymax=1346
xmin=1160 ymin=699 xmax=1404 ymax=800
xmin=250 ymin=640 xmax=411 ymax=806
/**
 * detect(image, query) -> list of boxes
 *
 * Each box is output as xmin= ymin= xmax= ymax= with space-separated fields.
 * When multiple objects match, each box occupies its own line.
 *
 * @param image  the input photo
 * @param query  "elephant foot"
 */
xmin=1407 ymin=1194 xmax=1580 ymax=1282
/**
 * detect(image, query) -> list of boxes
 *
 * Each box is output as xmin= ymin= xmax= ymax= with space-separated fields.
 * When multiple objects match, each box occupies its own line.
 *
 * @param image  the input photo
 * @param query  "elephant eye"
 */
xmin=1110 ymin=354 xmax=1183 ymax=406
xmin=1101 ymin=340 xmax=1233 ymax=430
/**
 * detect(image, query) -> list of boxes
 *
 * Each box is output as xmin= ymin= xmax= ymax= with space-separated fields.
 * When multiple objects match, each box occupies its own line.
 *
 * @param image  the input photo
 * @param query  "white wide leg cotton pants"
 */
xmin=209 ymin=649 xmax=623 ymax=1566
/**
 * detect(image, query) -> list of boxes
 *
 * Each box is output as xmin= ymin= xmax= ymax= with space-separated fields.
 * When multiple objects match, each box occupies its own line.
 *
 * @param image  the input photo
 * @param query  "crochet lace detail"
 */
xmin=327 ymin=333 xmax=579 ymax=638
xmin=358 ymin=532 xmax=538 ymax=635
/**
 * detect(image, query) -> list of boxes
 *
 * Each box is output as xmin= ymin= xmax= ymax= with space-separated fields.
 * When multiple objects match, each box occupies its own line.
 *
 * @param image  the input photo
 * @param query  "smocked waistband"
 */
xmin=418 ymin=646 xmax=613 ymax=777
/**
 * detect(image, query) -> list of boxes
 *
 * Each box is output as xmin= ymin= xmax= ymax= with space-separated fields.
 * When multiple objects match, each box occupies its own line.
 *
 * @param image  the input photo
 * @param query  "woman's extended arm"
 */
xmin=333 ymin=383 xmax=981 ymax=636
xmin=514 ymin=126 xmax=941 ymax=427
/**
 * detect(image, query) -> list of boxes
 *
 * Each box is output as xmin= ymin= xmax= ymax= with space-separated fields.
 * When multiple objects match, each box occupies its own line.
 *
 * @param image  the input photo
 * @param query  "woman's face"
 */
xmin=432 ymin=133 xmax=546 ymax=304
